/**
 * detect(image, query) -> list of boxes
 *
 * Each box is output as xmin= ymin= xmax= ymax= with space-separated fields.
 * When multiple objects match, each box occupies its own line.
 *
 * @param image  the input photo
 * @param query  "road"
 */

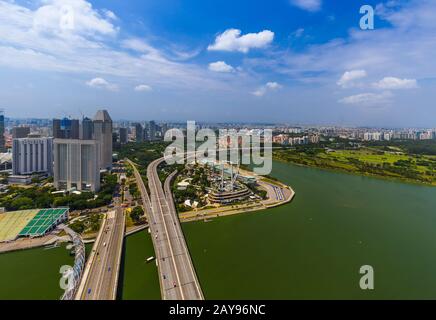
xmin=128 ymin=158 xmax=203 ymax=300
xmin=78 ymin=206 xmax=125 ymax=300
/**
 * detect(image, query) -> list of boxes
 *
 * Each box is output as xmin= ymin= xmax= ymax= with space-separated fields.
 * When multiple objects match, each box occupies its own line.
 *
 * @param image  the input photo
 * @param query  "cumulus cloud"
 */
xmin=0 ymin=1 xmax=234 ymax=92
xmin=208 ymin=61 xmax=234 ymax=73
xmin=86 ymin=77 xmax=118 ymax=91
xmin=32 ymin=0 xmax=117 ymax=37
xmin=290 ymin=0 xmax=322 ymax=12
xmin=252 ymin=82 xmax=282 ymax=97
xmin=208 ymin=29 xmax=274 ymax=53
xmin=337 ymin=70 xmax=367 ymax=88
xmin=134 ymin=84 xmax=152 ymax=92
xmin=339 ymin=91 xmax=393 ymax=107
xmin=372 ymin=77 xmax=418 ymax=90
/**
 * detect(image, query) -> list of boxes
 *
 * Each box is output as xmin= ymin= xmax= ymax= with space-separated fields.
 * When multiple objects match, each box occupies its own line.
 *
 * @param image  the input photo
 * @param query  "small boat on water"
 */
xmin=44 ymin=243 xmax=60 ymax=250
xmin=146 ymin=256 xmax=155 ymax=263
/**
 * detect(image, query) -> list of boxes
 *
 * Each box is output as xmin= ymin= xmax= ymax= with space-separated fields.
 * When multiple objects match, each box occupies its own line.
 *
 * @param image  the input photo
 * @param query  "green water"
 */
xmin=0 ymin=244 xmax=73 ymax=300
xmin=120 ymin=231 xmax=161 ymax=300
xmin=183 ymin=161 xmax=436 ymax=299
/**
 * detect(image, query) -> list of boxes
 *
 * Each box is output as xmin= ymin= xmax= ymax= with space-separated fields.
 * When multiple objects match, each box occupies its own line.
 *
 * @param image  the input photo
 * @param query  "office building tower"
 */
xmin=53 ymin=118 xmax=80 ymax=139
xmin=11 ymin=126 xmax=30 ymax=139
xmin=93 ymin=110 xmax=113 ymax=170
xmin=119 ymin=128 xmax=128 ymax=144
xmin=12 ymin=136 xmax=53 ymax=176
xmin=81 ymin=117 xmax=94 ymax=140
xmin=0 ymin=110 xmax=5 ymax=152
xmin=134 ymin=123 xmax=143 ymax=142
xmin=53 ymin=139 xmax=100 ymax=192
xmin=53 ymin=119 xmax=62 ymax=138
xmin=149 ymin=121 xmax=156 ymax=141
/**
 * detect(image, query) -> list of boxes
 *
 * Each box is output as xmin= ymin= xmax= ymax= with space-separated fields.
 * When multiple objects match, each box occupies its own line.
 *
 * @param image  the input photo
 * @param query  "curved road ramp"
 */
xmin=128 ymin=158 xmax=204 ymax=300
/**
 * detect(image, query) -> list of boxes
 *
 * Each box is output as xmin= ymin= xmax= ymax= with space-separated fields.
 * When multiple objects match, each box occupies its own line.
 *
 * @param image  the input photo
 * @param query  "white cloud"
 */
xmin=252 ymin=82 xmax=282 ymax=97
xmin=290 ymin=0 xmax=322 ymax=12
xmin=339 ymin=91 xmax=393 ymax=107
xmin=134 ymin=84 xmax=152 ymax=92
xmin=372 ymin=77 xmax=418 ymax=90
xmin=337 ymin=70 xmax=367 ymax=88
xmin=208 ymin=29 xmax=274 ymax=53
xmin=86 ymin=77 xmax=118 ymax=91
xmin=32 ymin=0 xmax=117 ymax=37
xmin=292 ymin=28 xmax=305 ymax=38
xmin=208 ymin=61 xmax=234 ymax=73
xmin=0 ymin=1 xmax=236 ymax=92
xmin=102 ymin=9 xmax=117 ymax=21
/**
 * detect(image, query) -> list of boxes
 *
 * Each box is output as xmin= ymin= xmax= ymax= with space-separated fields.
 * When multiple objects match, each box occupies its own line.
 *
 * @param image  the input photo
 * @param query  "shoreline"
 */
xmin=273 ymin=157 xmax=436 ymax=188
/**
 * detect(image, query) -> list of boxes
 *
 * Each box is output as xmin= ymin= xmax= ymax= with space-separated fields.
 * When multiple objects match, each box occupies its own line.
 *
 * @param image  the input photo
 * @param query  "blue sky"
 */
xmin=0 ymin=0 xmax=435 ymax=127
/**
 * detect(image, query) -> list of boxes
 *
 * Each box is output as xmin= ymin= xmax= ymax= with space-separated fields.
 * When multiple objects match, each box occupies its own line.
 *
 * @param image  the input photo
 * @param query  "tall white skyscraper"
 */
xmin=12 ymin=136 xmax=53 ymax=176
xmin=53 ymin=139 xmax=100 ymax=192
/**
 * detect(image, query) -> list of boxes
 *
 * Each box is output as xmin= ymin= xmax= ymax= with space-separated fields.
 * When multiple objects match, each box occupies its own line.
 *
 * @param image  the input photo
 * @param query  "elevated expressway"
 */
xmin=76 ymin=201 xmax=125 ymax=300
xmin=128 ymin=158 xmax=203 ymax=300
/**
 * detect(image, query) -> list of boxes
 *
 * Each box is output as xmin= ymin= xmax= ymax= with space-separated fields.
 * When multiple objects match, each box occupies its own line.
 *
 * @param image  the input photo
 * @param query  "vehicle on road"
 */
xmin=103 ymin=242 xmax=106 ymax=247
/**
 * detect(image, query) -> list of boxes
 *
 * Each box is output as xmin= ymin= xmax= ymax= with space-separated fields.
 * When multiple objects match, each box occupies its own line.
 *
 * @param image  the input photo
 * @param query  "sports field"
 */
xmin=0 ymin=210 xmax=39 ymax=242
xmin=19 ymin=208 xmax=68 ymax=237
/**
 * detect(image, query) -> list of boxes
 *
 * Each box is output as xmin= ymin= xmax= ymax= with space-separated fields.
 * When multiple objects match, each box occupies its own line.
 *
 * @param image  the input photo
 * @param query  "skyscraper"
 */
xmin=134 ymin=123 xmax=144 ymax=142
xmin=0 ymin=110 xmax=5 ymax=152
xmin=81 ymin=117 xmax=94 ymax=140
xmin=53 ymin=118 xmax=80 ymax=139
xmin=12 ymin=136 xmax=53 ymax=176
xmin=149 ymin=120 xmax=156 ymax=141
xmin=53 ymin=139 xmax=100 ymax=192
xmin=93 ymin=110 xmax=113 ymax=170
xmin=119 ymin=127 xmax=128 ymax=144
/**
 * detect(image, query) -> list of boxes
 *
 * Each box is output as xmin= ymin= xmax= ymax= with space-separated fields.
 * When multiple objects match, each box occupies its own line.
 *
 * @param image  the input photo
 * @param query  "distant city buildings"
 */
xmin=51 ymin=109 xmax=113 ymax=192
xmin=53 ymin=139 xmax=101 ymax=192
xmin=12 ymin=136 xmax=53 ymax=176
xmin=53 ymin=118 xmax=80 ymax=139
xmin=11 ymin=126 xmax=30 ymax=139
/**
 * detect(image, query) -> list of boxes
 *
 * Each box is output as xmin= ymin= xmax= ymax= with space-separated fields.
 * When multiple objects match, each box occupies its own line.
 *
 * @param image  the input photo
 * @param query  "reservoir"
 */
xmin=0 ymin=244 xmax=73 ymax=300
xmin=2 ymin=161 xmax=436 ymax=299
xmin=183 ymin=161 xmax=436 ymax=299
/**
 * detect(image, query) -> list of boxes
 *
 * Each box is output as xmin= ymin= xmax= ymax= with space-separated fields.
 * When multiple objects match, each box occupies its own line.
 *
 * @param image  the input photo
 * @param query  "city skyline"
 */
xmin=0 ymin=0 xmax=435 ymax=127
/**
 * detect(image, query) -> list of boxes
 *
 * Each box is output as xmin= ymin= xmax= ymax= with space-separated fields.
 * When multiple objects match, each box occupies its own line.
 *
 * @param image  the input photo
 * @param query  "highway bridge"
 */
xmin=76 ymin=206 xmax=125 ymax=300
xmin=128 ymin=158 xmax=203 ymax=300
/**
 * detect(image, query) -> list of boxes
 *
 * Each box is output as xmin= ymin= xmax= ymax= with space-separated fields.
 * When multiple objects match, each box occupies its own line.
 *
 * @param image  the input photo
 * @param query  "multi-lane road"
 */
xmin=77 ymin=206 xmax=125 ymax=300
xmin=129 ymin=158 xmax=203 ymax=300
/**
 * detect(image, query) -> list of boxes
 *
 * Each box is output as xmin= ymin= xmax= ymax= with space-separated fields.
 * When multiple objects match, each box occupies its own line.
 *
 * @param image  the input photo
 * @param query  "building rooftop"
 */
xmin=93 ymin=110 xmax=112 ymax=122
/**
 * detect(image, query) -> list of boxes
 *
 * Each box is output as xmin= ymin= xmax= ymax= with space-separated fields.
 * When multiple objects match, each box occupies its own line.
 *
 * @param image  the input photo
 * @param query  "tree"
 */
xmin=130 ymin=206 xmax=144 ymax=223
xmin=11 ymin=197 xmax=34 ymax=210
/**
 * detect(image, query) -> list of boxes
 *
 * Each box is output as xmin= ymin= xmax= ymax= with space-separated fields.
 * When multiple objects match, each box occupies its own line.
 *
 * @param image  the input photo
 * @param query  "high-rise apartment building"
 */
xmin=53 ymin=139 xmax=100 ymax=192
xmin=12 ymin=136 xmax=53 ymax=176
